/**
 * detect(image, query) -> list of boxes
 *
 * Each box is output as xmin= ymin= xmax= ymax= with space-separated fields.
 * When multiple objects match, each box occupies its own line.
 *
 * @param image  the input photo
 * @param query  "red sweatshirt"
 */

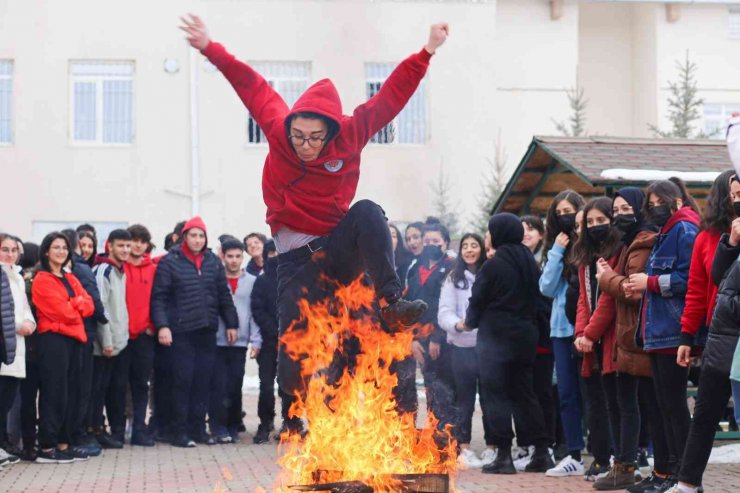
xmin=32 ymin=271 xmax=94 ymax=343
xmin=202 ymin=41 xmax=432 ymax=237
xmin=679 ymin=229 xmax=722 ymax=346
xmin=124 ymin=254 xmax=157 ymax=340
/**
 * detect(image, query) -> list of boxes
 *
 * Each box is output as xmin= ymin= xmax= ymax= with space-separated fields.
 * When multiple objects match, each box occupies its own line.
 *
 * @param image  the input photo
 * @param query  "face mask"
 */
xmin=421 ymin=244 xmax=444 ymax=262
xmin=613 ymin=214 xmax=637 ymax=234
xmin=648 ymin=204 xmax=673 ymax=228
xmin=556 ymin=213 xmax=577 ymax=234
xmin=587 ymin=224 xmax=611 ymax=244
xmin=733 ymin=201 xmax=740 ymax=218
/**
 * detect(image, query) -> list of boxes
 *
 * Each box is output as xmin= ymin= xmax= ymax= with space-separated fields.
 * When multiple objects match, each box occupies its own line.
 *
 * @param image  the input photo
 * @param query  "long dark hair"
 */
xmin=77 ymin=230 xmax=98 ymax=267
xmin=570 ymin=197 xmax=622 ymax=267
xmin=521 ymin=214 xmax=545 ymax=257
xmin=389 ymin=223 xmax=411 ymax=268
xmin=448 ymin=233 xmax=485 ymax=289
xmin=643 ymin=177 xmax=700 ymax=218
xmin=701 ymin=169 xmax=736 ymax=233
xmin=543 ymin=190 xmax=585 ymax=274
xmin=39 ymin=232 xmax=72 ymax=273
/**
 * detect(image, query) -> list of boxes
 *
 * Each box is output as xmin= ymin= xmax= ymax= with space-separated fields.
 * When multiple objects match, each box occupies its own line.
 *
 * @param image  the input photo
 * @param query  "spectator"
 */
xmin=390 ymin=223 xmax=412 ymax=281
xmin=243 ymin=232 xmax=267 ymax=276
xmin=77 ymin=231 xmax=97 ymax=268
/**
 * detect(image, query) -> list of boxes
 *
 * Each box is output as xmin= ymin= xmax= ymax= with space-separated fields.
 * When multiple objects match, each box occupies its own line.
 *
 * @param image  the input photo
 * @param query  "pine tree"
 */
xmin=429 ymin=163 xmax=461 ymax=239
xmin=649 ymin=51 xmax=709 ymax=139
xmin=553 ymin=87 xmax=588 ymax=137
xmin=470 ymin=136 xmax=508 ymax=234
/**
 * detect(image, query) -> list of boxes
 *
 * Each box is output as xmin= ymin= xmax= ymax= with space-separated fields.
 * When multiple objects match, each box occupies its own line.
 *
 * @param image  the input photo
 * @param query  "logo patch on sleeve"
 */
xmin=324 ymin=159 xmax=344 ymax=172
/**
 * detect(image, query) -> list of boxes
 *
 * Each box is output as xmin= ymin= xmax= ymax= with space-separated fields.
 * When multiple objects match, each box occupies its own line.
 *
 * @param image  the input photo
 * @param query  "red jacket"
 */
xmin=203 ymin=41 xmax=432 ymax=237
xmin=124 ymin=254 xmax=157 ymax=340
xmin=679 ymin=228 xmax=722 ymax=345
xmin=575 ymin=252 xmax=622 ymax=377
xmin=32 ymin=271 xmax=94 ymax=343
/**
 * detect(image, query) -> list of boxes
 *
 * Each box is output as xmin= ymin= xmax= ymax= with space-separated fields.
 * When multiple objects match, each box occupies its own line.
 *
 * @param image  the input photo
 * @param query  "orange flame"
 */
xmin=273 ymin=276 xmax=457 ymax=492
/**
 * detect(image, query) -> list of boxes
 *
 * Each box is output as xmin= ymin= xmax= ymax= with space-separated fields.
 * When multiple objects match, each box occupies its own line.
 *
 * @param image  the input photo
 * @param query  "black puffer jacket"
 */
xmin=406 ymin=255 xmax=455 ymax=344
xmin=71 ymin=253 xmax=108 ymax=339
xmin=251 ymin=257 xmax=278 ymax=351
xmin=150 ymin=245 xmax=238 ymax=334
xmin=702 ymin=233 xmax=740 ymax=375
xmin=1 ymin=267 xmax=16 ymax=365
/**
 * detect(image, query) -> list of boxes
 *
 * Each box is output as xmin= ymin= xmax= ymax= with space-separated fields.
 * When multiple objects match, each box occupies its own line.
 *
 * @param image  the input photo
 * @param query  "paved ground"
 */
xmin=2 ymin=390 xmax=739 ymax=493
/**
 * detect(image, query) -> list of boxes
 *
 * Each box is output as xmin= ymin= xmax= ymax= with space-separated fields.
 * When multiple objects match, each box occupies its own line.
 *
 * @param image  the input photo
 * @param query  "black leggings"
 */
xmin=650 ymin=353 xmax=690 ymax=475
xmin=602 ymin=372 xmax=642 ymax=465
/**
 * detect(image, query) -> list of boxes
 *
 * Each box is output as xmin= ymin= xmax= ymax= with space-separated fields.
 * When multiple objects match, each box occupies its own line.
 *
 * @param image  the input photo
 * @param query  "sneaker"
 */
xmin=0 ymin=448 xmax=20 ymax=465
xmin=653 ymin=478 xmax=678 ymax=493
xmin=193 ymin=433 xmax=216 ymax=446
xmin=253 ymin=424 xmax=272 ymax=444
xmin=213 ymin=434 xmax=233 ymax=444
xmin=66 ymin=446 xmax=90 ymax=462
xmin=593 ymin=462 xmax=637 ymax=490
xmin=513 ymin=445 xmax=534 ymax=472
xmin=584 ymin=461 xmax=610 ymax=481
xmin=380 ymin=298 xmax=428 ymax=328
xmin=35 ymin=448 xmax=74 ymax=464
xmin=0 ymin=441 xmax=23 ymax=457
xmin=626 ymin=472 xmax=669 ymax=493
xmin=546 ymin=455 xmax=585 ymax=477
xmin=227 ymin=427 xmax=241 ymax=443
xmin=70 ymin=443 xmax=101 ymax=457
xmin=457 ymin=448 xmax=484 ymax=469
xmin=171 ymin=435 xmax=196 ymax=448
xmin=131 ymin=430 xmax=155 ymax=447
xmin=96 ymin=432 xmax=123 ymax=449
xmin=524 ymin=448 xmax=555 ymax=473
xmin=479 ymin=448 xmax=497 ymax=466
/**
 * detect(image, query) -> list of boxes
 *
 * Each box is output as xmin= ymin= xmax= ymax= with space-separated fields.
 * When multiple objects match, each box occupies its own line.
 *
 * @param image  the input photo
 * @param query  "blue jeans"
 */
xmin=733 ymin=379 xmax=740 ymax=426
xmin=552 ymin=336 xmax=585 ymax=452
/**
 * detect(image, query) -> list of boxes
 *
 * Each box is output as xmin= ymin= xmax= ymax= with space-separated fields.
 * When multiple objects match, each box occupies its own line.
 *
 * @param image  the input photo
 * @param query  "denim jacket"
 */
xmin=640 ymin=209 xmax=700 ymax=351
xmin=539 ymin=244 xmax=575 ymax=338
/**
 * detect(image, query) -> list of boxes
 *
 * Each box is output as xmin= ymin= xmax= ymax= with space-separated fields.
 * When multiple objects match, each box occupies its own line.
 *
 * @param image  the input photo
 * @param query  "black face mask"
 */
xmin=421 ymin=244 xmax=445 ymax=263
xmin=613 ymin=213 xmax=638 ymax=234
xmin=733 ymin=201 xmax=740 ymax=218
xmin=556 ymin=213 xmax=577 ymax=234
xmin=587 ymin=224 xmax=611 ymax=244
xmin=648 ymin=204 xmax=673 ymax=228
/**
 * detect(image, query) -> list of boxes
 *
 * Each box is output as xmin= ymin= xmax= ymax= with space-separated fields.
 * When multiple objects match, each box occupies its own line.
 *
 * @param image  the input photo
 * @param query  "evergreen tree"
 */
xmin=429 ymin=164 xmax=461 ymax=239
xmin=553 ymin=87 xmax=588 ymax=137
xmin=470 ymin=139 xmax=508 ymax=234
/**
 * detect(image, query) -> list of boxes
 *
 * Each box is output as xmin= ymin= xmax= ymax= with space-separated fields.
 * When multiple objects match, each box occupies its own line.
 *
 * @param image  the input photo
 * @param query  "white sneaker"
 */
xmin=513 ymin=446 xmax=534 ymax=472
xmin=457 ymin=448 xmax=484 ymax=469
xmin=545 ymin=455 xmax=585 ymax=477
xmin=479 ymin=448 xmax=497 ymax=466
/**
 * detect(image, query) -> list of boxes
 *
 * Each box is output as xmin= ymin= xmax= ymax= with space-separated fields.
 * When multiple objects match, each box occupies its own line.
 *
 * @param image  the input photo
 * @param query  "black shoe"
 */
xmin=626 ymin=471 xmax=668 ymax=493
xmin=20 ymin=449 xmax=37 ymax=462
xmin=110 ymin=430 xmax=125 ymax=444
xmin=648 ymin=477 xmax=677 ymax=493
xmin=524 ymin=448 xmax=555 ymax=473
xmin=253 ymin=424 xmax=272 ymax=444
xmin=0 ymin=450 xmax=20 ymax=465
xmin=482 ymin=447 xmax=516 ymax=474
xmin=35 ymin=448 xmax=74 ymax=464
xmin=154 ymin=429 xmax=172 ymax=444
xmin=380 ymin=298 xmax=428 ymax=329
xmin=637 ymin=448 xmax=650 ymax=469
xmin=584 ymin=461 xmax=610 ymax=481
xmin=171 ymin=435 xmax=196 ymax=448
xmin=131 ymin=431 xmax=155 ymax=447
xmin=193 ymin=433 xmax=216 ymax=446
xmin=83 ymin=434 xmax=101 ymax=448
xmin=67 ymin=446 xmax=90 ymax=462
xmin=70 ymin=442 xmax=101 ymax=457
xmin=96 ymin=432 xmax=123 ymax=449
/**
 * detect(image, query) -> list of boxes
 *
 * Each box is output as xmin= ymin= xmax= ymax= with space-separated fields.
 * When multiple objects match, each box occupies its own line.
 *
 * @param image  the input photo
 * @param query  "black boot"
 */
xmin=380 ymin=298 xmax=428 ymax=329
xmin=482 ymin=446 xmax=516 ymax=474
xmin=524 ymin=446 xmax=555 ymax=473
xmin=253 ymin=423 xmax=273 ymax=444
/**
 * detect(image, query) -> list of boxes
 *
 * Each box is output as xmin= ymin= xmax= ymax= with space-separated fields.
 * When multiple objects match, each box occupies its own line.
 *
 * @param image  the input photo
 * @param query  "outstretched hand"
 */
xmin=180 ymin=13 xmax=210 ymax=50
xmin=425 ymin=23 xmax=449 ymax=54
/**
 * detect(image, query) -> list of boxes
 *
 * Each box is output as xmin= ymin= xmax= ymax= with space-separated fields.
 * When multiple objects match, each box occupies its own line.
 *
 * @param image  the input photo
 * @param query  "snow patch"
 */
xmin=599 ymin=169 xmax=721 ymax=183
xmin=708 ymin=443 xmax=740 ymax=464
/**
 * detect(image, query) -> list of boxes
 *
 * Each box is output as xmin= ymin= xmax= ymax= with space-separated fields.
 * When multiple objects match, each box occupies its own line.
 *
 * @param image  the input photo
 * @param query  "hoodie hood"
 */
xmin=181 ymin=216 xmax=208 ymax=250
xmin=284 ymin=79 xmax=342 ymax=145
xmin=662 ymin=205 xmax=701 ymax=234
xmin=488 ymin=212 xmax=525 ymax=248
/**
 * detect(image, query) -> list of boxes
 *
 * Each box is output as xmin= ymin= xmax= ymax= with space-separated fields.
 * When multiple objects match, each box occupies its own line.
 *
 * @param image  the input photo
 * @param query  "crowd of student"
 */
xmin=2 ymin=130 xmax=740 ymax=493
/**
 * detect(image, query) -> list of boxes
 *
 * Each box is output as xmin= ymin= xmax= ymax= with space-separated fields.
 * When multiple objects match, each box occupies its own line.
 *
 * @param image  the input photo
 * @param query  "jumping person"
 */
xmin=180 ymin=15 xmax=446 ymax=402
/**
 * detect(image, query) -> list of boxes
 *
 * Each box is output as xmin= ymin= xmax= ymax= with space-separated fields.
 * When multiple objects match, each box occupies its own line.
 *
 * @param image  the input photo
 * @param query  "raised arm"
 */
xmin=180 ymin=14 xmax=288 ymax=135
xmin=349 ymin=23 xmax=448 ymax=146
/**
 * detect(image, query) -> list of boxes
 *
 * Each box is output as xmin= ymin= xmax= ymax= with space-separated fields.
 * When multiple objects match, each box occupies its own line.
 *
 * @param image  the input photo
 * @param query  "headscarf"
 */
xmin=488 ymin=213 xmax=540 ymax=299
xmin=613 ymin=187 xmax=657 ymax=245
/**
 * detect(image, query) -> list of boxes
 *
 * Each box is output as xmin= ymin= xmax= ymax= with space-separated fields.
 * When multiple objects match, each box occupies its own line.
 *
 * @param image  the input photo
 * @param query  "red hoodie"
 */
xmin=124 ymin=253 xmax=157 ymax=340
xmin=202 ymin=41 xmax=432 ymax=237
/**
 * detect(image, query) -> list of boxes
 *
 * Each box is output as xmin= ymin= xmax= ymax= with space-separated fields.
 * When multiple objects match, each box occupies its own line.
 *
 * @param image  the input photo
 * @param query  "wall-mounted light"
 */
xmin=163 ymin=58 xmax=180 ymax=74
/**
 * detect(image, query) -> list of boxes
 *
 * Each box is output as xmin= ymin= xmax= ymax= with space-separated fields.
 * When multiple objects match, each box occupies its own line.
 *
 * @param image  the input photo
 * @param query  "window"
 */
xmin=365 ymin=63 xmax=427 ymax=145
xmin=0 ymin=60 xmax=12 ymax=144
xmin=70 ymin=61 xmax=134 ymax=144
xmin=31 ymin=221 xmax=128 ymax=247
xmin=703 ymin=103 xmax=740 ymax=138
xmin=246 ymin=62 xmax=311 ymax=144
xmin=730 ymin=7 xmax=740 ymax=40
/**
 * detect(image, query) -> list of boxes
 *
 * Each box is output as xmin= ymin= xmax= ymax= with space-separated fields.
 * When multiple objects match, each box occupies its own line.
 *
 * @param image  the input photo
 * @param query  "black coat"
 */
xmin=71 ymin=253 xmax=108 ymax=338
xmin=150 ymin=245 xmax=238 ymax=334
xmin=702 ymin=234 xmax=740 ymax=374
xmin=405 ymin=255 xmax=455 ymax=344
xmin=251 ymin=261 xmax=278 ymax=351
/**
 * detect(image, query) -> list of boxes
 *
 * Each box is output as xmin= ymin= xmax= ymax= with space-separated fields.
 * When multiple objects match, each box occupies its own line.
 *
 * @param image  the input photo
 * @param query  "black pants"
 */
xmin=276 ymin=200 xmax=401 ymax=398
xmin=477 ymin=342 xmax=548 ymax=449
xmin=209 ymin=346 xmax=247 ymax=436
xmin=678 ymin=365 xmax=732 ymax=486
xmin=650 ymin=353 xmax=690 ymax=475
xmin=450 ymin=345 xmax=493 ymax=445
xmin=256 ymin=345 xmax=292 ymax=426
xmin=152 ymin=342 xmax=174 ymax=435
xmin=90 ymin=356 xmax=115 ymax=430
xmin=37 ymin=332 xmax=82 ymax=449
xmin=516 ymin=352 xmax=556 ymax=447
xmin=108 ymin=334 xmax=155 ymax=434
xmin=421 ymin=339 xmax=456 ymax=431
xmin=580 ymin=368 xmax=613 ymax=465
xmin=171 ymin=328 xmax=216 ymax=439
xmin=70 ymin=338 xmax=94 ymax=444
xmin=20 ymin=359 xmax=40 ymax=451
xmin=603 ymin=372 xmax=642 ymax=464
xmin=0 ymin=376 xmax=20 ymax=443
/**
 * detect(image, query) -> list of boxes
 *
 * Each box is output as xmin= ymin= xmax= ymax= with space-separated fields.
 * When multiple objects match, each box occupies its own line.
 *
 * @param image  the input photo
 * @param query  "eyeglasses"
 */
xmin=290 ymin=135 xmax=326 ymax=149
xmin=50 ymin=245 xmax=69 ymax=252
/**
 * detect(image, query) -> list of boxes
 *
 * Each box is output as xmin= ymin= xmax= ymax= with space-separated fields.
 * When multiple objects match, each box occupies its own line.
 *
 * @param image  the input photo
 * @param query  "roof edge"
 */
xmin=534 ymin=135 xmax=724 ymax=146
